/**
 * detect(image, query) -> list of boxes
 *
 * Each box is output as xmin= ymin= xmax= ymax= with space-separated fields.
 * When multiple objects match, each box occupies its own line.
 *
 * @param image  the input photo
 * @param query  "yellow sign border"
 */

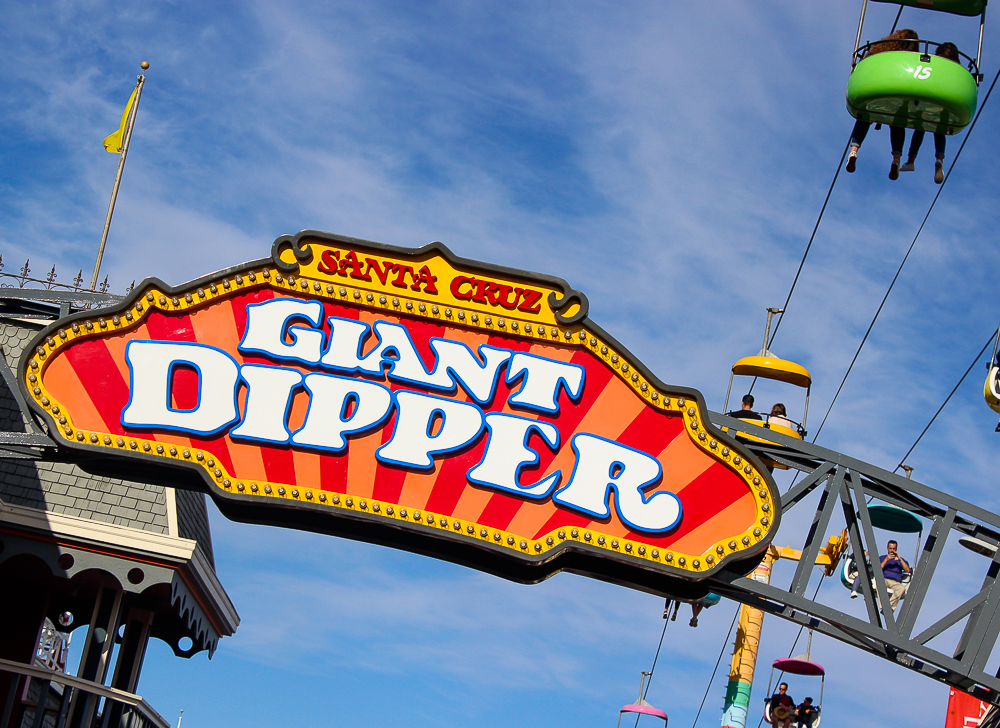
xmin=23 ymin=235 xmax=778 ymax=577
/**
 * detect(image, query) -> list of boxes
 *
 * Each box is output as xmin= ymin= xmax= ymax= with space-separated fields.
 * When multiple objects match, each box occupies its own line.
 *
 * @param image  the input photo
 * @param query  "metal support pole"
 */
xmin=789 ymin=469 xmax=843 ymax=597
xmin=53 ymin=685 xmax=72 ymax=728
xmin=977 ymin=10 xmax=986 ymax=79
xmin=0 ymin=676 xmax=21 ymax=728
xmin=760 ymin=308 xmax=783 ymax=356
xmin=802 ymin=385 xmax=810 ymax=429
xmin=897 ymin=509 xmax=956 ymax=638
xmin=851 ymin=473 xmax=899 ymax=633
xmin=101 ymin=609 xmax=153 ymax=728
xmin=721 ymin=552 xmax=774 ymax=728
xmin=91 ymin=62 xmax=148 ymax=291
xmin=29 ymin=679 xmax=50 ymax=728
xmin=66 ymin=581 xmax=123 ymax=728
xmin=854 ymin=0 xmax=869 ymax=68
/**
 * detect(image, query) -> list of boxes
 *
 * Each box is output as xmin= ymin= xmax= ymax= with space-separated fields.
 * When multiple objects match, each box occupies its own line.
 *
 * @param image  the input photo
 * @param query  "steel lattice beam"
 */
xmin=708 ymin=412 xmax=1000 ymax=704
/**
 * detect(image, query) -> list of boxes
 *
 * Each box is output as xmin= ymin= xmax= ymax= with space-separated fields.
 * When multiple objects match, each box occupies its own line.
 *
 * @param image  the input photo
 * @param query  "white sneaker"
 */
xmin=846 ymin=149 xmax=858 ymax=173
xmin=900 ymin=161 xmax=915 ymax=172
xmin=850 ymin=591 xmax=859 ymax=599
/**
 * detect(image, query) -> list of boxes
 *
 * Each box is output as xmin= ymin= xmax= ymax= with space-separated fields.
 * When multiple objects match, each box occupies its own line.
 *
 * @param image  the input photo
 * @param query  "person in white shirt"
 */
xmin=768 ymin=403 xmax=795 ymax=431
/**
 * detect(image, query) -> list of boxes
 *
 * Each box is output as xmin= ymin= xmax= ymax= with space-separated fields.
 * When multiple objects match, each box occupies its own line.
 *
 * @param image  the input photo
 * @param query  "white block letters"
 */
xmin=122 ymin=341 xmax=240 ymax=435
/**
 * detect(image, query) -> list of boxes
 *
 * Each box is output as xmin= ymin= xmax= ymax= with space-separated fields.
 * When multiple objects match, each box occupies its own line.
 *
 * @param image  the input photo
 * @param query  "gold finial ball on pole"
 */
xmin=140 ymin=61 xmax=149 ymax=70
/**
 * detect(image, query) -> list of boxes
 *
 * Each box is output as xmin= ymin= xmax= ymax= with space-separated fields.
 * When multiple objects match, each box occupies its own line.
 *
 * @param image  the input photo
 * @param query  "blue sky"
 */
xmin=4 ymin=1 xmax=1000 ymax=727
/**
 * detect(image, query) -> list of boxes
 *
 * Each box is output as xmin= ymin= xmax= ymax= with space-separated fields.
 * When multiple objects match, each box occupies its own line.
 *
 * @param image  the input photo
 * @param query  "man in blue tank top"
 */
xmin=879 ymin=540 xmax=911 ymax=610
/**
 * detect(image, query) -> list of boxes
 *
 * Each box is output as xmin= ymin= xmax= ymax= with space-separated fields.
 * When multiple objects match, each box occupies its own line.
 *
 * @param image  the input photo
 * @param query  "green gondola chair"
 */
xmin=847 ymin=0 xmax=986 ymax=134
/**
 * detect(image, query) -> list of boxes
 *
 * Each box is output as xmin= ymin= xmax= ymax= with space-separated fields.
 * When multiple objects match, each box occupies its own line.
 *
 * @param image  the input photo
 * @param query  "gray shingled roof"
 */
xmin=0 ymin=318 xmax=214 ymax=566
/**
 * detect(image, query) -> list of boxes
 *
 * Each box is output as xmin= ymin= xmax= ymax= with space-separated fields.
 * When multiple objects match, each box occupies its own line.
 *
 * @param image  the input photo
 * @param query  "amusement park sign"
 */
xmin=20 ymin=232 xmax=779 ymax=589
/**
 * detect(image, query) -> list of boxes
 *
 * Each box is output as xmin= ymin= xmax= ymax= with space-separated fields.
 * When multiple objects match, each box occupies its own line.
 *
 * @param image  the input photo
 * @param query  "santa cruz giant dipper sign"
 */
xmin=20 ymin=232 xmax=779 ymax=592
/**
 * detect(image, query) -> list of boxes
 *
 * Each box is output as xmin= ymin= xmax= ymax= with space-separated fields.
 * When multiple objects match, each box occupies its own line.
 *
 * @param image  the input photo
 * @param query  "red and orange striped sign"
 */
xmin=21 ymin=231 xmax=779 ymax=584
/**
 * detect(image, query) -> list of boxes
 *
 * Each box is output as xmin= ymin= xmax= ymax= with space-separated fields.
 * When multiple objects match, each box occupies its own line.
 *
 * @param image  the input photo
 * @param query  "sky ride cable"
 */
xmin=782 ymin=575 xmax=827 ymax=663
xmin=763 ymin=29 xmax=992 ymax=392
xmin=889 ymin=6 xmax=904 ymax=35
xmin=737 ymin=21 xmax=989 ymax=725
xmin=707 ymin=26 xmax=992 ymax=724
xmin=690 ymin=608 xmax=740 ymax=728
xmin=893 ymin=327 xmax=998 ymax=472
xmin=746 ymin=143 xmax=850 ymax=398
xmin=773 ymin=61 xmax=997 ymax=496
xmin=810 ymin=65 xmax=1000 ymax=444
xmin=765 ymin=2 xmax=899 ymax=353
xmin=634 ymin=614 xmax=671 ymax=728
xmin=761 ymin=143 xmax=851 ymax=357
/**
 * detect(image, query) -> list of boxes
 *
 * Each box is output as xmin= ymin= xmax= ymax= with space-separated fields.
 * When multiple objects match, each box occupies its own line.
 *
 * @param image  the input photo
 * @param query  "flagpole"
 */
xmin=91 ymin=61 xmax=149 ymax=291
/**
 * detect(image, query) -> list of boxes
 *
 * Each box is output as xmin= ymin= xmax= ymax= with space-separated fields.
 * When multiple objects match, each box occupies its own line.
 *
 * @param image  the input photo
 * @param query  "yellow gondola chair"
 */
xmin=723 ymin=309 xmax=812 ymax=468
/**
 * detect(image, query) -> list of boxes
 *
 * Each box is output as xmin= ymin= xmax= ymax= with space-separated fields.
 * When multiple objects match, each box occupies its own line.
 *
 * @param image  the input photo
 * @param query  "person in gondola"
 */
xmin=879 ymin=539 xmax=912 ymax=610
xmin=900 ymin=42 xmax=961 ymax=184
xmin=769 ymin=682 xmax=796 ymax=728
xmin=768 ymin=403 xmax=795 ymax=430
xmin=845 ymin=29 xmax=920 ymax=179
xmin=850 ymin=550 xmax=871 ymax=599
xmin=662 ymin=597 xmax=712 ymax=627
xmin=795 ymin=697 xmax=819 ymax=728
xmin=728 ymin=394 xmax=762 ymax=420
xmin=689 ymin=601 xmax=705 ymax=627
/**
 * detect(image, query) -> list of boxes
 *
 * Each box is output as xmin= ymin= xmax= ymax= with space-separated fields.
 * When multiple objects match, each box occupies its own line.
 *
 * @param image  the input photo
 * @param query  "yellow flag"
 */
xmin=102 ymin=86 xmax=138 ymax=153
